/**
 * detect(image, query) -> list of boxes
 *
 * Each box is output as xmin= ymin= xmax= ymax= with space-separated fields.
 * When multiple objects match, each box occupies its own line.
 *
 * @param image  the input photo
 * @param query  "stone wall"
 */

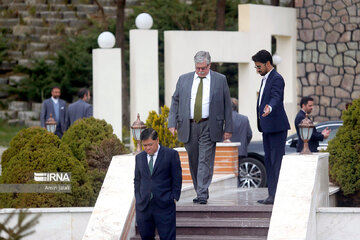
xmin=296 ymin=0 xmax=360 ymax=122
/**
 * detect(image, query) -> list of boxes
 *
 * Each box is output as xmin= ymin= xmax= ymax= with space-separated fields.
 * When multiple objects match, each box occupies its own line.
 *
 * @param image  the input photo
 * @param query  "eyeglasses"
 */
xmin=254 ymin=63 xmax=266 ymax=69
xmin=196 ymin=65 xmax=209 ymax=71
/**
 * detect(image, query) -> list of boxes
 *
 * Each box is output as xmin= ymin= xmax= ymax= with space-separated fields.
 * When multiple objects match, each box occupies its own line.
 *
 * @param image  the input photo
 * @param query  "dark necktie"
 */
xmin=194 ymin=77 xmax=204 ymax=123
xmin=149 ymin=155 xmax=154 ymax=175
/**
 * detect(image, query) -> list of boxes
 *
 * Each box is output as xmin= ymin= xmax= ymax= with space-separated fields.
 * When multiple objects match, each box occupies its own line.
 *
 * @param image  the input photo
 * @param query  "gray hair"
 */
xmin=194 ymin=51 xmax=211 ymax=65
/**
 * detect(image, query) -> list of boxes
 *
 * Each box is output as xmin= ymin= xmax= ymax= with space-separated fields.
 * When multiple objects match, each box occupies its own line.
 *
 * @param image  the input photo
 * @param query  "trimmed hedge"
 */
xmin=0 ymin=127 xmax=93 ymax=208
xmin=328 ymin=98 xmax=360 ymax=197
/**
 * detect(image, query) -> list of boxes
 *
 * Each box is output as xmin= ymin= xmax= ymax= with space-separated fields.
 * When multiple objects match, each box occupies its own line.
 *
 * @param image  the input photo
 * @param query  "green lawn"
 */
xmin=0 ymin=119 xmax=25 ymax=146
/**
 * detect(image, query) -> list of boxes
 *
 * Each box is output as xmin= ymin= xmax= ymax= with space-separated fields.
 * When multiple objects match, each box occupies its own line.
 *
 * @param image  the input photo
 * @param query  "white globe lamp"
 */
xmin=272 ymin=54 xmax=282 ymax=65
xmin=97 ymin=31 xmax=116 ymax=49
xmin=135 ymin=13 xmax=153 ymax=30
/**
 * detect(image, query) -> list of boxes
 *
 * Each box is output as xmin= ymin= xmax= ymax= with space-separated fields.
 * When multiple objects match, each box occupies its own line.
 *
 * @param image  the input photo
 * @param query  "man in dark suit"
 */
xmin=295 ymin=96 xmax=331 ymax=152
xmin=168 ymin=51 xmax=232 ymax=204
xmin=229 ymin=98 xmax=252 ymax=187
xmin=252 ymin=50 xmax=290 ymax=205
xmin=66 ymin=88 xmax=93 ymax=128
xmin=40 ymin=86 xmax=67 ymax=138
xmin=134 ymin=128 xmax=182 ymax=240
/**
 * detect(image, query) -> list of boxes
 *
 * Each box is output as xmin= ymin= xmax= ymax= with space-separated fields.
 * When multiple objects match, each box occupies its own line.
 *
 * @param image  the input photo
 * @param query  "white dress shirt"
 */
xmin=147 ymin=144 xmax=160 ymax=168
xmin=51 ymin=97 xmax=59 ymax=104
xmin=190 ymin=72 xmax=211 ymax=119
xmin=258 ymin=68 xmax=274 ymax=113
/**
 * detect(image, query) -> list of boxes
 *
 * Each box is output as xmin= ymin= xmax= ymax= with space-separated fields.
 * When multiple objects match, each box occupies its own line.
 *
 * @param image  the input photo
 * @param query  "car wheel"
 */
xmin=238 ymin=157 xmax=267 ymax=188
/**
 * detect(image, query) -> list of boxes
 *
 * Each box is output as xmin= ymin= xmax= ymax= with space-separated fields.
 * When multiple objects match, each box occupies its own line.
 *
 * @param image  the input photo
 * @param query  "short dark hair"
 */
xmin=231 ymin=98 xmax=238 ymax=111
xmin=140 ymin=128 xmax=158 ymax=141
xmin=78 ymin=88 xmax=89 ymax=99
xmin=52 ymin=86 xmax=61 ymax=91
xmin=252 ymin=49 xmax=273 ymax=65
xmin=300 ymin=96 xmax=314 ymax=108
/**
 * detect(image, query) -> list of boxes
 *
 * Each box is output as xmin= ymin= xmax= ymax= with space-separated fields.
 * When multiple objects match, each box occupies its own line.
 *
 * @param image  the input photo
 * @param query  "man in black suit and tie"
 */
xmin=40 ymin=86 xmax=67 ymax=138
xmin=252 ymin=50 xmax=290 ymax=205
xmin=168 ymin=51 xmax=232 ymax=204
xmin=295 ymin=96 xmax=331 ymax=152
xmin=134 ymin=128 xmax=182 ymax=240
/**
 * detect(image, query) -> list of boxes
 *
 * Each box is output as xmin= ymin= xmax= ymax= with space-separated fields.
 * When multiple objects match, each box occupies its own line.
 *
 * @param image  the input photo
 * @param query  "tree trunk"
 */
xmin=115 ymin=0 xmax=130 ymax=130
xmin=216 ymin=0 xmax=226 ymax=31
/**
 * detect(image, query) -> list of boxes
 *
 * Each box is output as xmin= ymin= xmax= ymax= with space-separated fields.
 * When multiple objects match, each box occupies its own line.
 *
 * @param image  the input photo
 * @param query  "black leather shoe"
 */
xmin=199 ymin=199 xmax=207 ymax=204
xmin=257 ymin=196 xmax=274 ymax=205
xmin=193 ymin=197 xmax=200 ymax=203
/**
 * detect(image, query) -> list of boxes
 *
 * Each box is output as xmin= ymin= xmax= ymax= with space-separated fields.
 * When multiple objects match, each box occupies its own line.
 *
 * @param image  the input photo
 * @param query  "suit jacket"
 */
xmin=295 ymin=110 xmax=324 ymax=152
xmin=134 ymin=145 xmax=182 ymax=212
xmin=66 ymin=99 xmax=93 ymax=127
xmin=40 ymin=98 xmax=67 ymax=134
xmin=256 ymin=69 xmax=290 ymax=133
xmin=230 ymin=111 xmax=252 ymax=157
xmin=168 ymin=70 xmax=233 ymax=143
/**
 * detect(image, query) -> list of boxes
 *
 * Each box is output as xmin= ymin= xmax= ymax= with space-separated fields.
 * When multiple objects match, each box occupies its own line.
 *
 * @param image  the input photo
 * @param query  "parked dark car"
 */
xmin=238 ymin=120 xmax=343 ymax=188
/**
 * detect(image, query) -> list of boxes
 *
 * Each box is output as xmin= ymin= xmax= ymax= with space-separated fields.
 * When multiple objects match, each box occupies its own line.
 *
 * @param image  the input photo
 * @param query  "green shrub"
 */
xmin=145 ymin=105 xmax=183 ymax=148
xmin=62 ymin=117 xmax=117 ymax=165
xmin=327 ymin=98 xmax=360 ymax=197
xmin=0 ymin=127 xmax=93 ymax=208
xmin=62 ymin=117 xmax=129 ymax=204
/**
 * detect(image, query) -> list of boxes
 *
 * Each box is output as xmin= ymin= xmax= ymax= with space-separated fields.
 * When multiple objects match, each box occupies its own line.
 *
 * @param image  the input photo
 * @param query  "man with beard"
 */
xmin=295 ymin=96 xmax=331 ymax=152
xmin=252 ymin=49 xmax=290 ymax=205
xmin=40 ymin=86 xmax=67 ymax=138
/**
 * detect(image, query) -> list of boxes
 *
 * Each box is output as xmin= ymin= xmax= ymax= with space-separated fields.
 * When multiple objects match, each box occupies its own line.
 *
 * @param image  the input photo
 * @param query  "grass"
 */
xmin=0 ymin=119 xmax=25 ymax=147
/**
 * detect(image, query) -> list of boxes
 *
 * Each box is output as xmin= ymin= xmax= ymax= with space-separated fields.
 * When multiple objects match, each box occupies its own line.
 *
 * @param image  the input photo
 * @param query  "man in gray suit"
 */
xmin=229 ymin=98 xmax=253 ymax=187
xmin=230 ymin=98 xmax=252 ymax=158
xmin=168 ymin=51 xmax=233 ymax=204
xmin=40 ymin=86 xmax=67 ymax=138
xmin=66 ymin=88 xmax=93 ymax=128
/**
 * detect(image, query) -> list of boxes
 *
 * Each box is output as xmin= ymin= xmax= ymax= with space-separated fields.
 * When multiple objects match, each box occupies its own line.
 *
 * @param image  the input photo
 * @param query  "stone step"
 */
xmin=32 ymin=102 xmax=42 ymax=112
xmin=25 ymin=120 xmax=40 ymax=127
xmin=9 ymin=76 xmax=27 ymax=86
xmin=176 ymin=205 xmax=272 ymax=219
xmin=24 ymin=17 xmax=45 ymax=27
xmin=176 ymin=217 xmax=270 ymax=228
xmin=32 ymin=51 xmax=51 ymax=58
xmin=39 ymin=11 xmax=63 ymax=19
xmin=103 ymin=6 xmax=117 ymax=15
xmin=7 ymin=119 xmax=25 ymax=126
xmin=8 ymin=101 xmax=29 ymax=111
xmin=12 ymin=25 xmax=35 ymax=36
xmin=27 ymin=42 xmax=49 ymax=51
xmin=33 ymin=26 xmax=57 ymax=35
xmin=131 ymin=235 xmax=267 ymax=240
xmin=0 ymin=19 xmax=19 ymax=27
xmin=8 ymin=3 xmax=28 ymax=11
xmin=76 ymin=4 xmax=99 ymax=14
xmin=34 ymin=4 xmax=52 ymax=11
xmin=7 ymin=51 xmax=24 ymax=59
xmin=0 ymin=111 xmax=17 ymax=119
xmin=18 ymin=111 xmax=40 ymax=121
xmin=2 ymin=0 xmax=26 ymax=3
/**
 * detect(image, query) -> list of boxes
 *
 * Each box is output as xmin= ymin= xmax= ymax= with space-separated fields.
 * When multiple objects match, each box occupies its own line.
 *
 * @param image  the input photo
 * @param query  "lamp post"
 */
xmin=45 ymin=113 xmax=57 ymax=134
xmin=298 ymin=115 xmax=315 ymax=154
xmin=131 ymin=113 xmax=147 ymax=154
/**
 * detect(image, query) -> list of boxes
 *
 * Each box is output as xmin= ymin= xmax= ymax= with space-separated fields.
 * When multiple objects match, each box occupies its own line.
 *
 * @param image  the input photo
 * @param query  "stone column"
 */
xmin=92 ymin=48 xmax=122 ymax=140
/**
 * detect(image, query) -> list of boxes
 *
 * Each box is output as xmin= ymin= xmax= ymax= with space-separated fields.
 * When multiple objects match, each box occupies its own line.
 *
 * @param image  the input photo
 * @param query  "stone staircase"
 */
xmin=130 ymin=201 xmax=272 ymax=240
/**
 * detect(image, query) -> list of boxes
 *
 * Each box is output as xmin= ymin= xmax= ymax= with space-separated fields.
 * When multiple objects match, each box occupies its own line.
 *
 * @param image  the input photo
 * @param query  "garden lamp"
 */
xmin=298 ymin=115 xmax=315 ymax=154
xmin=45 ymin=113 xmax=57 ymax=134
xmin=131 ymin=113 xmax=147 ymax=154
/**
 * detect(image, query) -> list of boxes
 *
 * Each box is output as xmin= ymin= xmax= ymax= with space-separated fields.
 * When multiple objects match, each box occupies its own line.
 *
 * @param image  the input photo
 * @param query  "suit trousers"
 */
xmin=136 ymin=200 xmax=176 ymax=240
xmin=262 ymin=131 xmax=287 ymax=197
xmin=185 ymin=121 xmax=216 ymax=200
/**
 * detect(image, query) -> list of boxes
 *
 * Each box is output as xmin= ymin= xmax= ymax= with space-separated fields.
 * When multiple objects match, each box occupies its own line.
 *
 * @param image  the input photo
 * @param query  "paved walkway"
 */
xmin=178 ymin=185 xmax=270 ymax=207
